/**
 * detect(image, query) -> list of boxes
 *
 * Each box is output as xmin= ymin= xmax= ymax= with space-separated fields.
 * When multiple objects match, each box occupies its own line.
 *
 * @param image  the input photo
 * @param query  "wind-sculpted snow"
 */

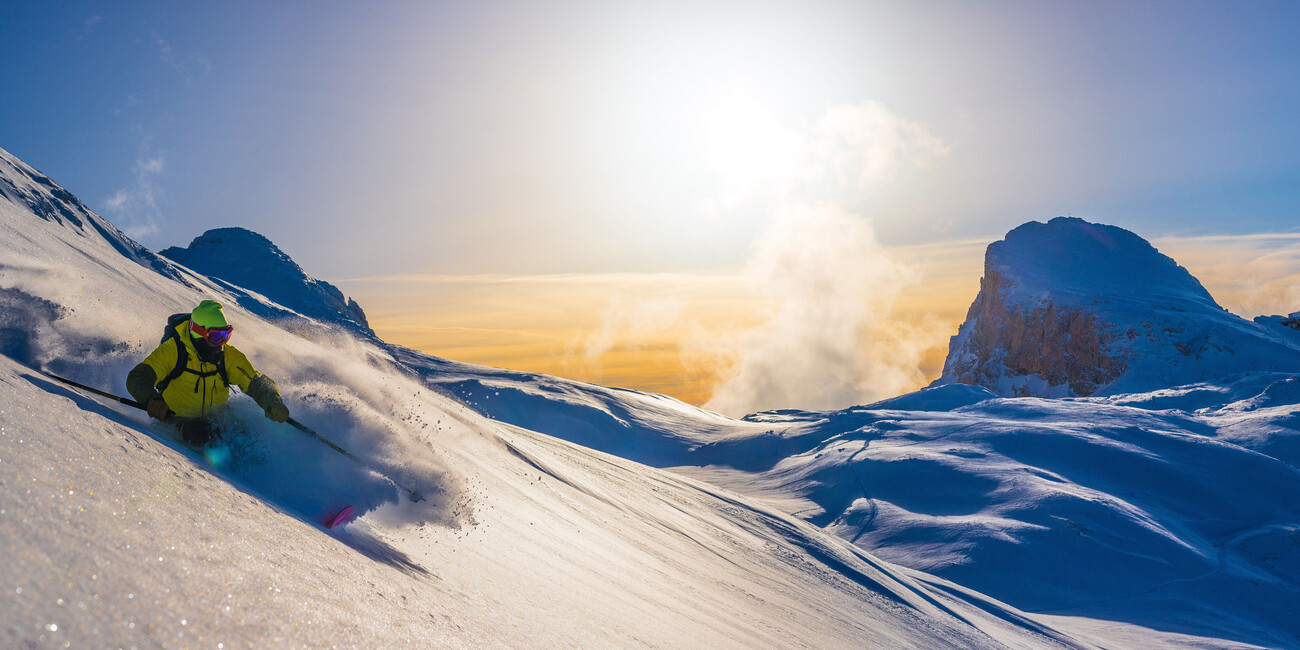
xmin=408 ymin=326 xmax=1300 ymax=647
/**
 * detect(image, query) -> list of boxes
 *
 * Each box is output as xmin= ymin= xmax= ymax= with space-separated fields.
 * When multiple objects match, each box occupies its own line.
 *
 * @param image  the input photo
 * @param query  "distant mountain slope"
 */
xmin=937 ymin=217 xmax=1300 ymax=397
xmin=387 ymin=344 xmax=779 ymax=467
xmin=161 ymin=227 xmax=374 ymax=338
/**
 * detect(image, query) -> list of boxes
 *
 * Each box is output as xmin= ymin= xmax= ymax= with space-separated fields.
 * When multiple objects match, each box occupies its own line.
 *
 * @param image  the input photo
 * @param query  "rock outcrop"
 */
xmin=936 ymin=217 xmax=1300 ymax=397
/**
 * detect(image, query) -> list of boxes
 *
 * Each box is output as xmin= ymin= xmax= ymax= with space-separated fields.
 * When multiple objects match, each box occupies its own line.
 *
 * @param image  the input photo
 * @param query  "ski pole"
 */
xmin=41 ymin=371 xmax=425 ymax=502
xmin=43 ymin=371 xmax=147 ymax=409
xmin=286 ymin=418 xmax=425 ymax=503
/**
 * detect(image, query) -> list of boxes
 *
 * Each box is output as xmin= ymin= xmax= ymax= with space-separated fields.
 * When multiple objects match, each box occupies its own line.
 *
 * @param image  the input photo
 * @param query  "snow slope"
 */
xmin=0 ymin=147 xmax=1108 ymax=647
xmin=690 ymin=386 xmax=1300 ymax=647
xmin=404 ymin=355 xmax=1300 ymax=647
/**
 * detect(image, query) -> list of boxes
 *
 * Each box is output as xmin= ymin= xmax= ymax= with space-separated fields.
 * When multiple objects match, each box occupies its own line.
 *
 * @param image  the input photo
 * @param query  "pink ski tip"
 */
xmin=325 ymin=506 xmax=356 ymax=530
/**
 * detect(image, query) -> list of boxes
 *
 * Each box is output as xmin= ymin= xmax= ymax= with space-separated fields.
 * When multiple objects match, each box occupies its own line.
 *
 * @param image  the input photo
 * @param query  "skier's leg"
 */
xmin=178 ymin=418 xmax=219 ymax=447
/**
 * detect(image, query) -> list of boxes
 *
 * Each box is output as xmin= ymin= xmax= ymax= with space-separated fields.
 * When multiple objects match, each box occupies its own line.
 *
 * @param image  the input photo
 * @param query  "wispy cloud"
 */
xmin=152 ymin=32 xmax=214 ymax=83
xmin=109 ymin=94 xmax=142 ymax=117
xmin=102 ymin=135 xmax=166 ymax=239
xmin=568 ymin=294 xmax=688 ymax=366
xmin=698 ymin=100 xmax=951 ymax=216
xmin=702 ymin=205 xmax=945 ymax=415
xmin=811 ymin=101 xmax=951 ymax=194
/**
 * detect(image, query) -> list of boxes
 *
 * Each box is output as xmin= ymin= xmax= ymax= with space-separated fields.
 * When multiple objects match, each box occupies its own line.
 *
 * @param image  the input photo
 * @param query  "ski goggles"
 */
xmin=191 ymin=322 xmax=234 ymax=346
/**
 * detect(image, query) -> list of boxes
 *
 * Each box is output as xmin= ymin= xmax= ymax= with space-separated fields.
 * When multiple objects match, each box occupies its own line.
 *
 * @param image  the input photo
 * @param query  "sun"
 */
xmin=698 ymin=94 xmax=802 ymax=204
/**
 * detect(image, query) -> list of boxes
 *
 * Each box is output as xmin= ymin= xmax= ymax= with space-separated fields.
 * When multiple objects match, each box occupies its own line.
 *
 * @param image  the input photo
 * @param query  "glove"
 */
xmin=265 ymin=402 xmax=290 ymax=423
xmin=146 ymin=398 xmax=171 ymax=422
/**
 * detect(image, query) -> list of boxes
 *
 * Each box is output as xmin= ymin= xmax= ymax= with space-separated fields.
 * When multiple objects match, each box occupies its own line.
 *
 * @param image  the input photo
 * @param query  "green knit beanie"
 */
xmin=190 ymin=300 xmax=229 ymax=329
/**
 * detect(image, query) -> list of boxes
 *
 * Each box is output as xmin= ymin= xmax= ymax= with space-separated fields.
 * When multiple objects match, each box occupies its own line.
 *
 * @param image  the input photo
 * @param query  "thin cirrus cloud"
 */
xmin=103 ymin=138 xmax=167 ymax=240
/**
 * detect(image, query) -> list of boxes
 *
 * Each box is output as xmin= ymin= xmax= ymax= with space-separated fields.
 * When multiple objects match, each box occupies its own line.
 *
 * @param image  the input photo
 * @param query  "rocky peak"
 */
xmin=936 ymin=217 xmax=1300 ymax=397
xmin=160 ymin=228 xmax=374 ymax=338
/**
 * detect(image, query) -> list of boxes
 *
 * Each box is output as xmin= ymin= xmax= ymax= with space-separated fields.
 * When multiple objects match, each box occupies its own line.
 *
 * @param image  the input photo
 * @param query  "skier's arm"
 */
xmin=246 ymin=372 xmax=289 ymax=422
xmin=226 ymin=347 xmax=287 ymax=420
xmin=125 ymin=363 xmax=159 ymax=404
xmin=126 ymin=342 xmax=178 ymax=404
xmin=246 ymin=374 xmax=284 ymax=412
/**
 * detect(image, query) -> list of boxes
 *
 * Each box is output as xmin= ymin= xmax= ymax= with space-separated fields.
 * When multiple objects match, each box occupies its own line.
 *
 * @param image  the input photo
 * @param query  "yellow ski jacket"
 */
xmin=127 ymin=321 xmax=281 ymax=419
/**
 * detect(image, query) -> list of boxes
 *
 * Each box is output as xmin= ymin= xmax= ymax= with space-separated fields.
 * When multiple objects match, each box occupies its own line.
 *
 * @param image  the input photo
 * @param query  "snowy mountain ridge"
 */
xmin=937 ymin=217 xmax=1300 ymax=397
xmin=161 ymin=227 xmax=375 ymax=339
xmin=0 ymin=146 xmax=186 ymax=284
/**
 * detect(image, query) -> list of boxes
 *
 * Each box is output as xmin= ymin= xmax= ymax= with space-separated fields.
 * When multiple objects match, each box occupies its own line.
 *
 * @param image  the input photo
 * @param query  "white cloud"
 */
xmin=811 ymin=101 xmax=950 ymax=193
xmin=703 ymin=205 xmax=942 ymax=415
xmin=104 ymin=189 xmax=129 ymax=212
xmin=152 ymin=32 xmax=212 ymax=82
xmin=698 ymin=101 xmax=952 ymax=415
xmin=698 ymin=100 xmax=951 ymax=216
xmin=138 ymin=156 xmax=165 ymax=175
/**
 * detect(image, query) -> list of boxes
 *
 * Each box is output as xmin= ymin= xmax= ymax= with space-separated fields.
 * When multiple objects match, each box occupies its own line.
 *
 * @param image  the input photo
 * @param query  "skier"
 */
xmin=126 ymin=299 xmax=290 ymax=446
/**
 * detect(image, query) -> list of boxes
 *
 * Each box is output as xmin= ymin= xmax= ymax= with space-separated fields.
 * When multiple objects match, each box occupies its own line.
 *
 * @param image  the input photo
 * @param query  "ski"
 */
xmin=324 ymin=506 xmax=356 ymax=530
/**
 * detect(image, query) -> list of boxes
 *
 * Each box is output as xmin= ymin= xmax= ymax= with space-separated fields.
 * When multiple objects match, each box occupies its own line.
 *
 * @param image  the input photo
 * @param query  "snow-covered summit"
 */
xmin=938 ymin=216 xmax=1300 ymax=397
xmin=988 ymin=217 xmax=1216 ymax=303
xmin=161 ymin=227 xmax=374 ymax=338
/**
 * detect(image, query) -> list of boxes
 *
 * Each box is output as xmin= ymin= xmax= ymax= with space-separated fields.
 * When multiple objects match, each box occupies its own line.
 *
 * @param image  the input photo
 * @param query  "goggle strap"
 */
xmin=191 ymin=322 xmax=233 ymax=345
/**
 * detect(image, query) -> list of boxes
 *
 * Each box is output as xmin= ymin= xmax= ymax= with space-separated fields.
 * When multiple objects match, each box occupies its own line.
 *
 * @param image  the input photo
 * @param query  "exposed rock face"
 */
xmin=937 ymin=217 xmax=1300 ymax=397
xmin=945 ymin=263 xmax=1126 ymax=396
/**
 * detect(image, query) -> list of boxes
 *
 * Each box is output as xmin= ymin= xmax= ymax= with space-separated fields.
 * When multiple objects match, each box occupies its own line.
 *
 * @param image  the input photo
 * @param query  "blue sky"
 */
xmin=3 ymin=1 xmax=1299 ymax=281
